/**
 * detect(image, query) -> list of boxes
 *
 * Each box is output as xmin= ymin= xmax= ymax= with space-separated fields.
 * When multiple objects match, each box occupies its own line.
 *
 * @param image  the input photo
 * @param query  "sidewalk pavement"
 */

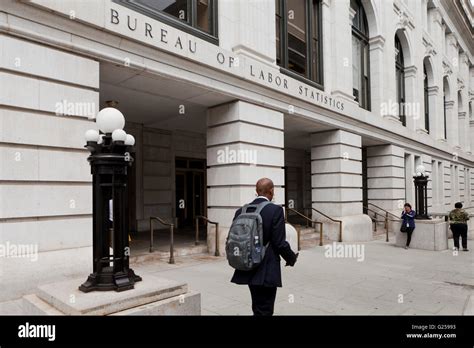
xmin=1 ymin=237 xmax=472 ymax=315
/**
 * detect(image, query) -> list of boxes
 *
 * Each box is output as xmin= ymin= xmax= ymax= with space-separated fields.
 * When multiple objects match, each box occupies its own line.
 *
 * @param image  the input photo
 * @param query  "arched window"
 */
xmin=351 ymin=0 xmax=370 ymax=110
xmin=395 ymin=35 xmax=406 ymax=126
xmin=443 ymin=76 xmax=449 ymax=140
xmin=423 ymin=64 xmax=430 ymax=133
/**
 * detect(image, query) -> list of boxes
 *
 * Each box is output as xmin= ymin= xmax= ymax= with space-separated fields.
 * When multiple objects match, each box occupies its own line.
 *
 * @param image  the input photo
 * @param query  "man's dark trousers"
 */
xmin=249 ymin=285 xmax=277 ymax=316
xmin=451 ymin=224 xmax=468 ymax=249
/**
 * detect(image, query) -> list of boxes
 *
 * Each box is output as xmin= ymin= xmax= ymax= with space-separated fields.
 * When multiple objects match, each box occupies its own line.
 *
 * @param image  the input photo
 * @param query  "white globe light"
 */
xmin=415 ymin=165 xmax=426 ymax=175
xmin=416 ymin=172 xmax=422 ymax=177
xmin=125 ymin=134 xmax=135 ymax=146
xmin=112 ymin=129 xmax=127 ymax=142
xmin=96 ymin=107 xmax=125 ymax=133
xmin=84 ymin=129 xmax=100 ymax=143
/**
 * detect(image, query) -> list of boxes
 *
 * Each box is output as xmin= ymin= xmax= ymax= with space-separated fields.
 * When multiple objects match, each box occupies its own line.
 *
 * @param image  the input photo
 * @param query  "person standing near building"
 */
xmin=401 ymin=203 xmax=416 ymax=249
xmin=229 ymin=178 xmax=298 ymax=316
xmin=449 ymin=202 xmax=470 ymax=252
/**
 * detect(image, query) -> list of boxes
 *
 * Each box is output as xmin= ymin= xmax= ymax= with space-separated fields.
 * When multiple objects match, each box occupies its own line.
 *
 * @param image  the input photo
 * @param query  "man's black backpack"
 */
xmin=225 ymin=201 xmax=271 ymax=271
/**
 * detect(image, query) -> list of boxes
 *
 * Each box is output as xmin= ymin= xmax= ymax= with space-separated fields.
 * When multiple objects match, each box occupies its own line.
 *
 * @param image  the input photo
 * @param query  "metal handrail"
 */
xmin=367 ymin=202 xmax=400 ymax=220
xmin=196 ymin=215 xmax=220 ymax=256
xmin=149 ymin=216 xmax=175 ymax=264
xmin=305 ymin=207 xmax=343 ymax=243
xmin=285 ymin=207 xmax=323 ymax=247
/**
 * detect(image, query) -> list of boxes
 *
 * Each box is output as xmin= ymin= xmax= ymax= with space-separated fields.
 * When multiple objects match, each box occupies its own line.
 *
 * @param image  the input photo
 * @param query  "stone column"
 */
xmin=369 ymin=36 xmax=386 ymax=115
xmin=0 ymin=34 xmax=97 ymax=252
xmin=330 ymin=0 xmax=355 ymax=102
xmin=445 ymin=100 xmax=456 ymax=146
xmin=404 ymin=65 xmax=418 ymax=131
xmin=311 ymin=130 xmax=372 ymax=242
xmin=206 ymin=101 xmax=285 ymax=255
xmin=366 ymin=145 xmax=405 ymax=213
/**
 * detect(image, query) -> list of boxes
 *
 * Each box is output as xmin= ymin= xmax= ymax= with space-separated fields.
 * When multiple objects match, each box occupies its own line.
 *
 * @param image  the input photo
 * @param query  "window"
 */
xmin=116 ymin=0 xmax=218 ymax=43
xmin=351 ymin=0 xmax=370 ymax=110
xmin=423 ymin=64 xmax=430 ymax=133
xmin=395 ymin=35 xmax=406 ymax=126
xmin=275 ymin=0 xmax=323 ymax=87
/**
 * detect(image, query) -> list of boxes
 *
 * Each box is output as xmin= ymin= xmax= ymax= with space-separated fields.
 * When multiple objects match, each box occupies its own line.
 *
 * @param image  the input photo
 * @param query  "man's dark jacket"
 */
xmin=230 ymin=197 xmax=297 ymax=287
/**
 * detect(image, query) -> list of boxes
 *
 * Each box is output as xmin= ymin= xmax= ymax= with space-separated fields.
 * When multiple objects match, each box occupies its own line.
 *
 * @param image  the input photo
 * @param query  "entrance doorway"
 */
xmin=175 ymin=157 xmax=206 ymax=228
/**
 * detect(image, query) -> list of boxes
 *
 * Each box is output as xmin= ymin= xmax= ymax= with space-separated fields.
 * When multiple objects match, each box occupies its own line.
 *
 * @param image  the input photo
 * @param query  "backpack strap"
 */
xmin=254 ymin=200 xmax=272 ymax=214
xmin=241 ymin=200 xmax=272 ymax=214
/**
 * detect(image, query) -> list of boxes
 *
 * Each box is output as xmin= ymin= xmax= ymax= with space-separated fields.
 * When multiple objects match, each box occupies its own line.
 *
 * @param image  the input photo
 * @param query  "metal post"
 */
xmin=195 ymin=217 xmax=200 ymax=245
xmin=374 ymin=213 xmax=377 ymax=232
xmin=338 ymin=222 xmax=342 ymax=243
xmin=385 ymin=212 xmax=389 ymax=242
xmin=296 ymin=225 xmax=301 ymax=251
xmin=149 ymin=218 xmax=153 ymax=253
xmin=319 ymin=223 xmax=323 ymax=246
xmin=169 ymin=224 xmax=175 ymax=264
xmin=215 ymin=223 xmax=220 ymax=256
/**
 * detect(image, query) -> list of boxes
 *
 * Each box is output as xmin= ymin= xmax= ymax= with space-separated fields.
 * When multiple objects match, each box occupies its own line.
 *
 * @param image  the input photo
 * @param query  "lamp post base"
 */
xmin=79 ymin=267 xmax=142 ymax=293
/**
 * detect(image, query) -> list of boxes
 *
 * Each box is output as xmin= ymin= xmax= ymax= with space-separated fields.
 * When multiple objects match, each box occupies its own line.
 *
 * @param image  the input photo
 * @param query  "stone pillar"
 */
xmin=0 ymin=34 xmax=97 ymax=252
xmin=470 ymin=120 xmax=474 ymax=155
xmin=206 ymin=101 xmax=285 ymax=255
xmin=404 ymin=65 xmax=418 ymax=131
xmin=330 ymin=0 xmax=354 ymax=102
xmin=219 ymin=0 xmax=276 ymax=65
xmin=366 ymin=145 xmax=405 ymax=213
xmin=369 ymin=36 xmax=386 ymax=115
xmin=445 ymin=100 xmax=457 ymax=146
xmin=311 ymin=130 xmax=372 ymax=242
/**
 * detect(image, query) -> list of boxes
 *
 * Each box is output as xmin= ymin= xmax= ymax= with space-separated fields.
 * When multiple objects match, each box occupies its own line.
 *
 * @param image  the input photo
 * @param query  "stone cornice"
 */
xmin=369 ymin=35 xmax=385 ymax=51
xmin=393 ymin=0 xmax=415 ymax=30
xmin=422 ymin=31 xmax=437 ymax=57
xmin=445 ymin=100 xmax=455 ymax=109
xmin=442 ymin=57 xmax=453 ymax=75
xmin=404 ymin=65 xmax=418 ymax=78
xmin=427 ymin=86 xmax=439 ymax=96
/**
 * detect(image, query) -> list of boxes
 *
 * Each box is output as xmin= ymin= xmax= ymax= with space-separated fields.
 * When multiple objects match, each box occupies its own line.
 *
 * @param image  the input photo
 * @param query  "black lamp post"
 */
xmin=79 ymin=106 xmax=142 ymax=292
xmin=413 ymin=165 xmax=430 ymax=220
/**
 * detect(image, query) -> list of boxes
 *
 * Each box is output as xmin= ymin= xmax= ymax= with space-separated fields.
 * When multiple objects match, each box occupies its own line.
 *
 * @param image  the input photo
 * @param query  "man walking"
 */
xmin=449 ymin=202 xmax=470 ymax=251
xmin=229 ymin=178 xmax=298 ymax=316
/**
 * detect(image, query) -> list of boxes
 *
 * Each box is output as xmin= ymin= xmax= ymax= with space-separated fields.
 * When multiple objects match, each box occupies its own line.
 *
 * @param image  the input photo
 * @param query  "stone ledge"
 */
xmin=35 ymin=275 xmax=188 ymax=315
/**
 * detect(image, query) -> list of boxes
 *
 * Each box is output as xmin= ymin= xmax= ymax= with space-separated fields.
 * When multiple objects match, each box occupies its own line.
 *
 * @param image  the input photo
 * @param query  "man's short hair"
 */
xmin=455 ymin=202 xmax=463 ymax=209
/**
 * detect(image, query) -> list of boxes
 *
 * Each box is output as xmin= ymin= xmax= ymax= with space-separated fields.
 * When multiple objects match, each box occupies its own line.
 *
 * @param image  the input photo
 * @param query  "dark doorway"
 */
xmin=175 ymin=158 xmax=206 ymax=228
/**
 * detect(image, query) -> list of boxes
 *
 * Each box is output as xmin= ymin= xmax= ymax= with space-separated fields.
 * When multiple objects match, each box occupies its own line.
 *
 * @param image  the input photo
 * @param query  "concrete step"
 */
xmin=131 ymin=244 xmax=208 ymax=264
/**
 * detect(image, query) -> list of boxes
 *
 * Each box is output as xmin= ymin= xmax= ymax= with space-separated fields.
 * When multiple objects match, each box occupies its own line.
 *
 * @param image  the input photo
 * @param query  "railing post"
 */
xmin=215 ymin=223 xmax=220 ymax=257
xmin=169 ymin=224 xmax=175 ymax=264
xmin=149 ymin=218 xmax=153 ymax=253
xmin=385 ymin=212 xmax=389 ymax=242
xmin=319 ymin=223 xmax=323 ymax=246
xmin=374 ymin=213 xmax=377 ymax=232
xmin=195 ymin=217 xmax=200 ymax=245
xmin=338 ymin=222 xmax=342 ymax=243
xmin=296 ymin=225 xmax=301 ymax=251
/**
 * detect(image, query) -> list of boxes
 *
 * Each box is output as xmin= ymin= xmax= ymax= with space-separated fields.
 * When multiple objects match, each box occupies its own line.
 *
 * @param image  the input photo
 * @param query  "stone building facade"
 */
xmin=0 ymin=0 xmax=473 ymax=258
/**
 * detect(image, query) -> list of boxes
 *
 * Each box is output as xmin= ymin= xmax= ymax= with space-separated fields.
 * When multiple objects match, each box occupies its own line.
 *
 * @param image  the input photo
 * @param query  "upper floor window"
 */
xmin=423 ymin=64 xmax=430 ymax=133
xmin=395 ymin=35 xmax=406 ymax=126
xmin=275 ymin=0 xmax=323 ymax=88
xmin=351 ymin=0 xmax=370 ymax=110
xmin=116 ymin=0 xmax=218 ymax=43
